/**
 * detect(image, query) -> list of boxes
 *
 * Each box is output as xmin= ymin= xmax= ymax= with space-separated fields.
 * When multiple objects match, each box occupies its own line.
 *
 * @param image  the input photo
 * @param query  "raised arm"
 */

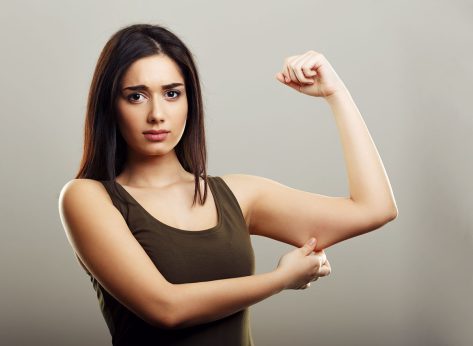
xmin=58 ymin=179 xmax=324 ymax=330
xmin=277 ymin=51 xmax=398 ymax=219
xmin=220 ymin=51 xmax=398 ymax=252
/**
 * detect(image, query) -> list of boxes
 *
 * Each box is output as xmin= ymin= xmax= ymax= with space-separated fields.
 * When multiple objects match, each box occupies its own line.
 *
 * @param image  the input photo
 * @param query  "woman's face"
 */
xmin=116 ymin=54 xmax=188 ymax=158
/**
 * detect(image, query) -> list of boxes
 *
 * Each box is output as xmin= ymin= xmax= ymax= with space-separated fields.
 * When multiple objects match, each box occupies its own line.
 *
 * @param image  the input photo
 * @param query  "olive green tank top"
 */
xmin=87 ymin=175 xmax=256 ymax=346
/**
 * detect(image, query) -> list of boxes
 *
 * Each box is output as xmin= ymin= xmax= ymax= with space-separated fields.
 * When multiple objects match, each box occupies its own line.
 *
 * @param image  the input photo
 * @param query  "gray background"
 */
xmin=1 ymin=0 xmax=472 ymax=345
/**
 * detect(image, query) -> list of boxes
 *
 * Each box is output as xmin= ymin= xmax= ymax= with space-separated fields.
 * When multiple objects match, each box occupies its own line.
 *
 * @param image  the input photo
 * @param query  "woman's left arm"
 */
xmin=224 ymin=50 xmax=398 ymax=252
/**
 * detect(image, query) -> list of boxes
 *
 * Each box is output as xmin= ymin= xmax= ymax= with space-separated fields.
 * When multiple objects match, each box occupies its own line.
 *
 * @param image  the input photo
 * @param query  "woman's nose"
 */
xmin=148 ymin=97 xmax=165 ymax=123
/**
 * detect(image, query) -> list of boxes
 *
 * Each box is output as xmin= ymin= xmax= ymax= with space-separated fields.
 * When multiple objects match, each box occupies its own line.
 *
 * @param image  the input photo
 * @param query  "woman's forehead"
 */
xmin=121 ymin=55 xmax=184 ymax=87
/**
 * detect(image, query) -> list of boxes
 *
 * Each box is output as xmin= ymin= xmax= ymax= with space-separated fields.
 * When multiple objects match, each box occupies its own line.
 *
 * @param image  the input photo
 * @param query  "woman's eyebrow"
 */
xmin=122 ymin=82 xmax=184 ymax=91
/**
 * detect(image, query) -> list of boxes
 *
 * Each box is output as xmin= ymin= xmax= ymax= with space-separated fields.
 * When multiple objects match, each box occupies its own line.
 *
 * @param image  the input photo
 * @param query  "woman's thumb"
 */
xmin=302 ymin=237 xmax=317 ymax=255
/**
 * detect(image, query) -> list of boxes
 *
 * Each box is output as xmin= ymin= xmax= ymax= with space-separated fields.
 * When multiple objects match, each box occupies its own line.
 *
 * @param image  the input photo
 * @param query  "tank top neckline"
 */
xmin=111 ymin=175 xmax=223 ymax=235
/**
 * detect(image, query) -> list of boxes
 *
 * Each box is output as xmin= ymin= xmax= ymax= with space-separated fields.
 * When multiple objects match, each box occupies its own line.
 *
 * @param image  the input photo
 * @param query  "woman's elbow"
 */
xmin=151 ymin=291 xmax=182 ymax=330
xmin=371 ymin=207 xmax=398 ymax=229
xmin=153 ymin=314 xmax=177 ymax=330
xmin=384 ymin=205 xmax=399 ymax=222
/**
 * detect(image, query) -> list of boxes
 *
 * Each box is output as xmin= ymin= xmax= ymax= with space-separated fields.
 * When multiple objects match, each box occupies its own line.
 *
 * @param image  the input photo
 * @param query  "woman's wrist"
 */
xmin=323 ymin=86 xmax=352 ymax=105
xmin=271 ymin=268 xmax=288 ymax=292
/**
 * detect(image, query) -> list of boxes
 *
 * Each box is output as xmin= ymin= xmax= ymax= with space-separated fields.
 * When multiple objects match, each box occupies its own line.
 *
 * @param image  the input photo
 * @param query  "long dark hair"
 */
xmin=75 ymin=23 xmax=208 ymax=206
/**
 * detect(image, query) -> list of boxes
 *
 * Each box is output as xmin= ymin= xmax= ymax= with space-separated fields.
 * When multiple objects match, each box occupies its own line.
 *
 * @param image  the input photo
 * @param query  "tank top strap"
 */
xmin=99 ymin=179 xmax=130 ymax=221
xmin=208 ymin=175 xmax=247 ymax=229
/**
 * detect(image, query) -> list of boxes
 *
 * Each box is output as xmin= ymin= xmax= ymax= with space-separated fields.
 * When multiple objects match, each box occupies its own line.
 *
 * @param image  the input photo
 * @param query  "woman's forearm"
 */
xmin=167 ymin=270 xmax=286 ymax=329
xmin=325 ymin=88 xmax=398 ymax=218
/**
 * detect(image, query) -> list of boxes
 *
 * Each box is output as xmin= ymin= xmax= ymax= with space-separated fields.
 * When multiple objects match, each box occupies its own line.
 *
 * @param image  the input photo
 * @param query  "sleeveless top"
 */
xmin=86 ymin=175 xmax=256 ymax=346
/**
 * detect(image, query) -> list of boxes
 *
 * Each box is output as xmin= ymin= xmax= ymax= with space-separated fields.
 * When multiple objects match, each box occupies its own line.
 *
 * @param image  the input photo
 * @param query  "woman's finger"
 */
xmin=311 ymin=251 xmax=326 ymax=269
xmin=292 ymin=52 xmax=315 ymax=84
xmin=285 ymin=56 xmax=299 ymax=83
xmin=317 ymin=260 xmax=332 ymax=277
xmin=285 ymin=63 xmax=295 ymax=83
xmin=275 ymin=72 xmax=286 ymax=84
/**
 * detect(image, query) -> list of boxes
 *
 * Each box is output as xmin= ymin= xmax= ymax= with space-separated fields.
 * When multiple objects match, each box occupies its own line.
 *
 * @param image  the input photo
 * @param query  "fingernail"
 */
xmin=309 ymin=238 xmax=315 ymax=245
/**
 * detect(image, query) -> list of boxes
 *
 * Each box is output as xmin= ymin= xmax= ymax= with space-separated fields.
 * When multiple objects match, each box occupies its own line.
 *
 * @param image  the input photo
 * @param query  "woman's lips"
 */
xmin=144 ymin=132 xmax=169 ymax=141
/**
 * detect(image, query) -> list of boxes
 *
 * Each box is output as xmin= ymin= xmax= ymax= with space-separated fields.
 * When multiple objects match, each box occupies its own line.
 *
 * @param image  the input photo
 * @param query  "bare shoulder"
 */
xmin=58 ymin=178 xmax=111 ymax=233
xmin=218 ymin=173 xmax=280 ymax=196
xmin=58 ymin=179 xmax=113 ymax=235
xmin=59 ymin=178 xmax=109 ymax=205
xmin=218 ymin=173 xmax=273 ymax=227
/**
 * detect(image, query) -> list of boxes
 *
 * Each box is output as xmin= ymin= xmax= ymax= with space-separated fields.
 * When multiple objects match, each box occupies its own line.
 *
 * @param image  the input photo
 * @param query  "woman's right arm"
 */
xmin=173 ymin=237 xmax=328 ymax=329
xmin=58 ymin=179 xmax=325 ymax=330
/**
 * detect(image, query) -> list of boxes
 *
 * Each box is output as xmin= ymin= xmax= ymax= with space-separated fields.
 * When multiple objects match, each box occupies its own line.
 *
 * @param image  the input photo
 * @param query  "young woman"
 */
xmin=58 ymin=23 xmax=397 ymax=345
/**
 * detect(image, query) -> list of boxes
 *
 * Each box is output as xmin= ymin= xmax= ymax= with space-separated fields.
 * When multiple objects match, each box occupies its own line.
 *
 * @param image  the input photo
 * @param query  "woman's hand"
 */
xmin=275 ymin=238 xmax=332 ymax=290
xmin=275 ymin=50 xmax=347 ymax=98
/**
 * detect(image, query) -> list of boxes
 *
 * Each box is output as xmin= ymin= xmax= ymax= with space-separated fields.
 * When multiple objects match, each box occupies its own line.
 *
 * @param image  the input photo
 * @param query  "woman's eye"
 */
xmin=166 ymin=90 xmax=181 ymax=99
xmin=127 ymin=93 xmax=144 ymax=103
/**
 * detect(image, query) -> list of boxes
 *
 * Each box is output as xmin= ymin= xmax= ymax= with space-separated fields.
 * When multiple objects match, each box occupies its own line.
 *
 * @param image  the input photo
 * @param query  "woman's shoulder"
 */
xmin=216 ymin=174 xmax=264 ymax=225
xmin=60 ymin=177 xmax=105 ymax=189
xmin=217 ymin=173 xmax=292 ymax=222
xmin=218 ymin=173 xmax=268 ymax=194
xmin=59 ymin=178 xmax=106 ymax=194
xmin=58 ymin=178 xmax=112 ymax=210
